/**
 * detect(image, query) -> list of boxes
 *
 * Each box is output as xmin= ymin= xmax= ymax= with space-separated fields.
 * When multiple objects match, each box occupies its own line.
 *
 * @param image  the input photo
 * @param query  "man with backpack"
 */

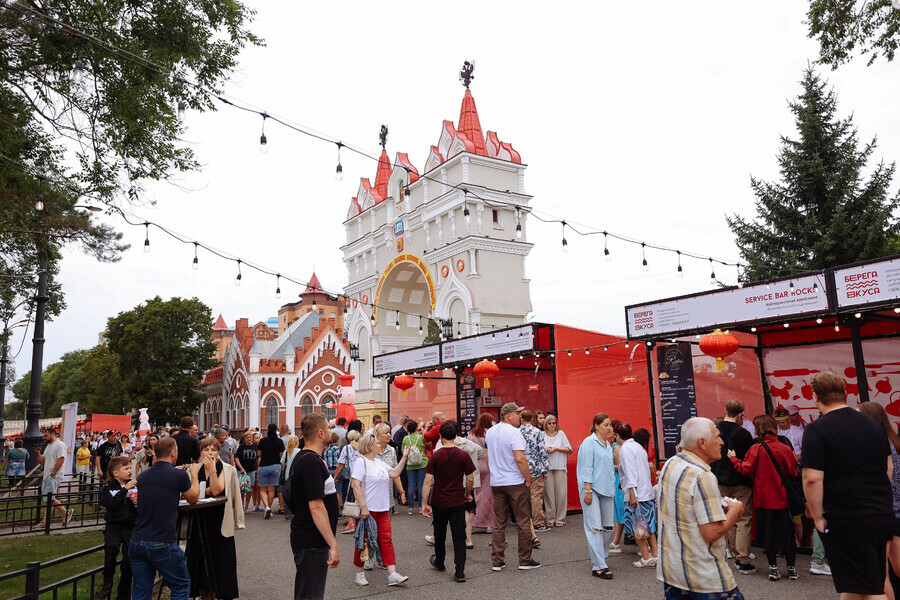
xmin=710 ymin=399 xmax=756 ymax=575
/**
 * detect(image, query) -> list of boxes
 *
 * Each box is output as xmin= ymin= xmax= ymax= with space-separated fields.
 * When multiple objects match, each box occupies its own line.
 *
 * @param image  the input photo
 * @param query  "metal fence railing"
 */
xmin=0 ymin=543 xmax=163 ymax=600
xmin=0 ymin=474 xmax=104 ymax=537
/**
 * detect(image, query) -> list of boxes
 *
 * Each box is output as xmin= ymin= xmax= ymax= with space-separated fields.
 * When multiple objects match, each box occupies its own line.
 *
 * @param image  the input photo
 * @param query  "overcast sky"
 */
xmin=7 ymin=1 xmax=900 ymax=397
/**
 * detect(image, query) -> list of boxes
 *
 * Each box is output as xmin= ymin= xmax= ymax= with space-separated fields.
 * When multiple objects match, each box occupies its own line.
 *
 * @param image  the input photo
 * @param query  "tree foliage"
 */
xmin=728 ymin=68 xmax=900 ymax=282
xmin=808 ymin=0 xmax=900 ymax=67
xmin=12 ymin=349 xmax=89 ymax=417
xmin=105 ymin=296 xmax=217 ymax=427
xmin=0 ymin=1 xmax=260 ymax=324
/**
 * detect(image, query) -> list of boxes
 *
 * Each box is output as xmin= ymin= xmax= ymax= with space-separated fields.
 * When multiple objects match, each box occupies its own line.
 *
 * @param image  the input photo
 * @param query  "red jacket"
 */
xmin=729 ymin=436 xmax=798 ymax=509
xmin=423 ymin=421 xmax=443 ymax=459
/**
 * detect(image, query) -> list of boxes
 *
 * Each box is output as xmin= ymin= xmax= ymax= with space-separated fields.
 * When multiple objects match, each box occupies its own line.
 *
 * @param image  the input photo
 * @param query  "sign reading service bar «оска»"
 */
xmin=834 ymin=257 xmax=900 ymax=309
xmin=373 ymin=345 xmax=440 ymax=377
xmin=626 ymin=275 xmax=828 ymax=338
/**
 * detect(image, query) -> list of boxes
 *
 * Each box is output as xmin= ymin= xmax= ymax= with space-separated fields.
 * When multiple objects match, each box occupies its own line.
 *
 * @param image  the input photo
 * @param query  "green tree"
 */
xmin=808 ymin=1 xmax=900 ymax=68
xmin=80 ymin=343 xmax=128 ymax=415
xmin=106 ymin=296 xmax=217 ymax=427
xmin=0 ymin=0 xmax=261 ymax=322
xmin=727 ymin=68 xmax=900 ymax=282
xmin=12 ymin=349 xmax=89 ymax=417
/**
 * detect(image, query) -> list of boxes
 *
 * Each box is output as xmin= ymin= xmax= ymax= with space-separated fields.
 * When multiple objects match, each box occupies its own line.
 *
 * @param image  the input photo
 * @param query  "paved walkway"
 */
xmin=235 ymin=507 xmax=840 ymax=599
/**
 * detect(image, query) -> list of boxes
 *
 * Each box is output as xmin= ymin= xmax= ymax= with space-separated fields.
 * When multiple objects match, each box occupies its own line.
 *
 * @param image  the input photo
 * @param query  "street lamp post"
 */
xmin=22 ymin=262 xmax=48 ymax=473
xmin=0 ymin=339 xmax=8 ymax=459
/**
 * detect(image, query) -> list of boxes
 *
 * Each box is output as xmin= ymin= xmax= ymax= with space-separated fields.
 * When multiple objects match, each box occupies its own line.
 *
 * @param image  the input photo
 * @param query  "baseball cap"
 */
xmin=219 ymin=424 xmax=230 ymax=432
xmin=500 ymin=402 xmax=525 ymax=419
xmin=785 ymin=404 xmax=800 ymax=414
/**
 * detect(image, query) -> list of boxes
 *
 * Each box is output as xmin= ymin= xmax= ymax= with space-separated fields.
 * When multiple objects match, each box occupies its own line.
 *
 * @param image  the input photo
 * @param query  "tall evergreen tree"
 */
xmin=728 ymin=68 xmax=900 ymax=282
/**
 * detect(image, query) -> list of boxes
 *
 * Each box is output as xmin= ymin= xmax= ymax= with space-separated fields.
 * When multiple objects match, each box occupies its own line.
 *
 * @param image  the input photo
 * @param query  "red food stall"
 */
xmin=374 ymin=323 xmax=654 ymax=510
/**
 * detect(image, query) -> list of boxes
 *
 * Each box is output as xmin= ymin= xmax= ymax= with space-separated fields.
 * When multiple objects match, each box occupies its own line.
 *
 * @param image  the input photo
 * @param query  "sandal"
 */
xmin=555 ymin=522 xmax=565 ymax=527
xmin=633 ymin=557 xmax=656 ymax=568
xmin=531 ymin=538 xmax=541 ymax=548
xmin=592 ymin=569 xmax=614 ymax=579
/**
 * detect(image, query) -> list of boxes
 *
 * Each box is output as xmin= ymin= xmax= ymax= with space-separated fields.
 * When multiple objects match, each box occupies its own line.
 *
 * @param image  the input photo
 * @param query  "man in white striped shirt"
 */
xmin=657 ymin=418 xmax=745 ymax=600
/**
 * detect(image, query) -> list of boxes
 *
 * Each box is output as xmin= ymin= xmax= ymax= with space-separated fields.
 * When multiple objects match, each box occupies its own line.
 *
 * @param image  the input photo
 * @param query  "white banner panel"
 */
xmin=442 ymin=326 xmax=535 ymax=363
xmin=627 ymin=275 xmax=828 ymax=338
xmin=373 ymin=345 xmax=441 ymax=377
xmin=60 ymin=402 xmax=78 ymax=478
xmin=834 ymin=257 xmax=900 ymax=309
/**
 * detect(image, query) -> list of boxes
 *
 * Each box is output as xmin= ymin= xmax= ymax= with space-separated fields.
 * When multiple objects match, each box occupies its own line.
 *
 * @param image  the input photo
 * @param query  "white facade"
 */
xmin=341 ymin=90 xmax=533 ymax=404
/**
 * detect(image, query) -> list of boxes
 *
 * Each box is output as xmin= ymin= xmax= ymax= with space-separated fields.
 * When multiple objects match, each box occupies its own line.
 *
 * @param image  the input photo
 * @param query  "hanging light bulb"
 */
xmin=676 ymin=251 xmax=683 ymax=278
xmin=603 ymin=232 xmax=611 ymax=262
xmin=259 ymin=114 xmax=268 ymax=154
xmin=192 ymin=242 xmax=199 ymax=270
xmin=642 ymin=243 xmax=649 ymax=272
xmin=419 ymin=318 xmax=424 ymax=335
xmin=561 ymin=221 xmax=568 ymax=252
xmin=751 ymin=327 xmax=757 ymax=332
xmin=276 ymin=275 xmax=282 ymax=299
xmin=603 ymin=346 xmax=608 ymax=351
xmin=567 ymin=351 xmax=572 ymax=357
xmin=834 ymin=324 xmax=840 ymax=332
xmin=816 ymin=318 xmax=823 ymax=324
xmin=737 ymin=271 xmax=744 ymax=289
xmin=72 ymin=58 xmax=84 ymax=84
xmin=624 ymin=342 xmax=630 ymax=349
xmin=405 ymin=183 xmax=411 ymax=198
xmin=335 ymin=142 xmax=343 ymax=181
xmin=585 ymin=348 xmax=590 ymax=355
xmin=35 ymin=191 xmax=44 ymax=212
xmin=177 ymin=101 xmax=186 ymax=121
xmin=235 ymin=260 xmax=242 ymax=286
xmin=371 ymin=311 xmax=376 ymax=326
xmin=463 ymin=205 xmax=470 ymax=225
xmin=143 ymin=223 xmax=150 ymax=253
xmin=789 ymin=281 xmax=795 ymax=289
xmin=709 ymin=258 xmax=716 ymax=284
xmin=813 ymin=281 xmax=819 ymax=292
xmin=515 ymin=208 xmax=522 ymax=239
xmin=396 ymin=310 xmax=401 ymax=331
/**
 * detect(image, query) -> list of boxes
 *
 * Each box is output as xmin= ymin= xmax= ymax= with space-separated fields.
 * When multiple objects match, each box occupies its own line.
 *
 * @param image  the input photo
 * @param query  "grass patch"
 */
xmin=0 ymin=530 xmax=106 ymax=599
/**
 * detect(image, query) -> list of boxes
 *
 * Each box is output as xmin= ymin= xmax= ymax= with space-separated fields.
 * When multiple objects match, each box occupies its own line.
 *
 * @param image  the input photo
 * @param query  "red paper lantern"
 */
xmin=699 ymin=329 xmax=739 ymax=372
xmin=474 ymin=359 xmax=500 ymax=388
xmin=393 ymin=374 xmax=415 ymax=396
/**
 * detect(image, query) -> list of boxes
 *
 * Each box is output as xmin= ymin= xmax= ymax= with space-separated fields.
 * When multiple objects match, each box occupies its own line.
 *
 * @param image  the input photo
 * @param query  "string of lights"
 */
xmin=1 ymin=0 xmax=772 ymax=281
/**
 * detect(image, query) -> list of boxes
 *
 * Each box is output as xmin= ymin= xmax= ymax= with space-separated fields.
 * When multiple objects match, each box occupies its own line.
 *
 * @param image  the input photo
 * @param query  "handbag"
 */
xmin=759 ymin=440 xmax=806 ymax=517
xmin=238 ymin=472 xmax=251 ymax=494
xmin=341 ymin=457 xmax=365 ymax=519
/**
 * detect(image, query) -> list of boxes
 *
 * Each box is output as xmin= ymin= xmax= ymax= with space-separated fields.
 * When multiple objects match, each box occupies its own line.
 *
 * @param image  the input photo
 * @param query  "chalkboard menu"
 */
xmin=458 ymin=374 xmax=478 ymax=435
xmin=657 ymin=343 xmax=697 ymax=458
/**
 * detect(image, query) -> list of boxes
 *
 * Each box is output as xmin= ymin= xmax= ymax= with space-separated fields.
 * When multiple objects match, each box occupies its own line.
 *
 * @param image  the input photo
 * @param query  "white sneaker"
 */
xmin=425 ymin=535 xmax=434 ymax=546
xmin=363 ymin=558 xmax=374 ymax=570
xmin=725 ymin=549 xmax=733 ymax=559
xmin=810 ymin=562 xmax=832 ymax=576
xmin=388 ymin=572 xmax=409 ymax=586
xmin=355 ymin=573 xmax=368 ymax=586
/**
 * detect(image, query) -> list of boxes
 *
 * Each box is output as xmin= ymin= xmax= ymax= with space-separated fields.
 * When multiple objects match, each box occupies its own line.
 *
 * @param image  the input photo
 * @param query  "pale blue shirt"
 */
xmin=576 ymin=433 xmax=615 ymax=496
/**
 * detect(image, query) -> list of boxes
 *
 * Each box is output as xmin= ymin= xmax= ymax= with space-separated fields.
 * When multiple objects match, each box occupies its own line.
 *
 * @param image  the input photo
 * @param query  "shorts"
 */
xmin=820 ymin=513 xmax=894 ymax=595
xmin=663 ymin=584 xmax=744 ymax=600
xmin=258 ymin=464 xmax=281 ymax=487
xmin=41 ymin=476 xmax=62 ymax=496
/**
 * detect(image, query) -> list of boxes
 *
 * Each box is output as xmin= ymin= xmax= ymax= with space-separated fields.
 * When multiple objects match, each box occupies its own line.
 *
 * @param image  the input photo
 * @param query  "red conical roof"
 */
xmin=457 ymin=89 xmax=486 ymax=156
xmin=213 ymin=314 xmax=228 ymax=331
xmin=373 ymin=149 xmax=392 ymax=199
xmin=304 ymin=272 xmax=323 ymax=294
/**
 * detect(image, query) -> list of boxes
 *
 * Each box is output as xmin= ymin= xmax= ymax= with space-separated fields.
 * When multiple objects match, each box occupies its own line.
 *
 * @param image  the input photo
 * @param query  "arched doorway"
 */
xmin=372 ymin=255 xmax=436 ymax=341
xmin=449 ymin=298 xmax=467 ymax=336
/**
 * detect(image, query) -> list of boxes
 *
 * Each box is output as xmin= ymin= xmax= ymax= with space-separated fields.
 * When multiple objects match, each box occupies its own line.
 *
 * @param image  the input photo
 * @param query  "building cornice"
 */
xmin=425 ymin=236 xmax=533 ymax=264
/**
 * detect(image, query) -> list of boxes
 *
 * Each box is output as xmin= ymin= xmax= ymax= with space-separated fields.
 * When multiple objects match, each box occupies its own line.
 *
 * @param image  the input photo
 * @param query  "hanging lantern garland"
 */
xmin=699 ymin=329 xmax=739 ymax=372
xmin=474 ymin=359 xmax=500 ymax=388
xmin=393 ymin=374 xmax=415 ymax=396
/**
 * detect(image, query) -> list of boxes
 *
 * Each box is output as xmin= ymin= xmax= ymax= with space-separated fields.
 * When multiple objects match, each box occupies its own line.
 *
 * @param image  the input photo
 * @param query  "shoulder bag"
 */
xmin=759 ymin=440 xmax=805 ymax=517
xmin=342 ymin=457 xmax=365 ymax=519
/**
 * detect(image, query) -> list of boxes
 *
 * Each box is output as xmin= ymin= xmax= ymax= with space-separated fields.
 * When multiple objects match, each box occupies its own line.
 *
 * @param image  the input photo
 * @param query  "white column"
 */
xmin=436 ymin=215 xmax=443 ymax=245
xmin=424 ymin=221 xmax=431 ymax=250
xmin=461 ymin=156 xmax=470 ymax=183
xmin=448 ymin=209 xmax=456 ymax=239
xmin=285 ymin=377 xmax=296 ymax=431
xmin=476 ymin=202 xmax=484 ymax=234
xmin=469 ymin=248 xmax=479 ymax=276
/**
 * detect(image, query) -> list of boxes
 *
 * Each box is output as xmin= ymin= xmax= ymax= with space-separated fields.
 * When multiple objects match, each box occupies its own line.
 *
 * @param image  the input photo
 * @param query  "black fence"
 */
xmin=0 ymin=543 xmax=163 ymax=600
xmin=0 ymin=474 xmax=104 ymax=537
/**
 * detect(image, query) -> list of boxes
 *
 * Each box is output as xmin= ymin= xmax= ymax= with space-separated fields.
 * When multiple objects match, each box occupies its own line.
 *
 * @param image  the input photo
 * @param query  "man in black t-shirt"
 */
xmin=95 ymin=431 xmax=123 ymax=479
xmin=422 ymin=420 xmax=475 ymax=582
xmin=129 ymin=436 xmax=200 ymax=600
xmin=289 ymin=412 xmax=340 ymax=600
xmin=710 ymin=399 xmax=755 ymax=574
xmin=802 ymin=371 xmax=893 ymax=598
xmin=172 ymin=417 xmax=200 ymax=466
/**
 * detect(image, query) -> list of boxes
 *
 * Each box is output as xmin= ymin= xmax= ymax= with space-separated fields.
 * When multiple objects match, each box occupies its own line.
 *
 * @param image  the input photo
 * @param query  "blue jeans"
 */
xmin=580 ymin=489 xmax=614 ymax=571
xmin=129 ymin=540 xmax=190 ymax=600
xmin=407 ymin=468 xmax=426 ymax=508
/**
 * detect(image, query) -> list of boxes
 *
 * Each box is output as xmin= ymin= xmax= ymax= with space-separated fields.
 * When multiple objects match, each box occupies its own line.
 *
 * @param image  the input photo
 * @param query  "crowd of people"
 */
xmin=11 ymin=370 xmax=900 ymax=600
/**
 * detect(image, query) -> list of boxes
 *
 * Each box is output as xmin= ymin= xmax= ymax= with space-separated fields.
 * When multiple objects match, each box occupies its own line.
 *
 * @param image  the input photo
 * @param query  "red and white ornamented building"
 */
xmin=342 ymin=75 xmax=534 ymax=405
xmin=199 ymin=280 xmax=353 ymax=435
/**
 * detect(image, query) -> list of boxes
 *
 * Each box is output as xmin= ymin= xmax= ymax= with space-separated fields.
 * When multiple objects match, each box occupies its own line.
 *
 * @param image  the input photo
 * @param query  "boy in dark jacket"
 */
xmin=98 ymin=456 xmax=137 ymax=599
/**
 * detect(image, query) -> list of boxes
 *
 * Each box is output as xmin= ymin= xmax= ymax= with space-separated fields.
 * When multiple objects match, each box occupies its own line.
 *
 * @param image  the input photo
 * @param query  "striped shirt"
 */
xmin=657 ymin=450 xmax=736 ymax=594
